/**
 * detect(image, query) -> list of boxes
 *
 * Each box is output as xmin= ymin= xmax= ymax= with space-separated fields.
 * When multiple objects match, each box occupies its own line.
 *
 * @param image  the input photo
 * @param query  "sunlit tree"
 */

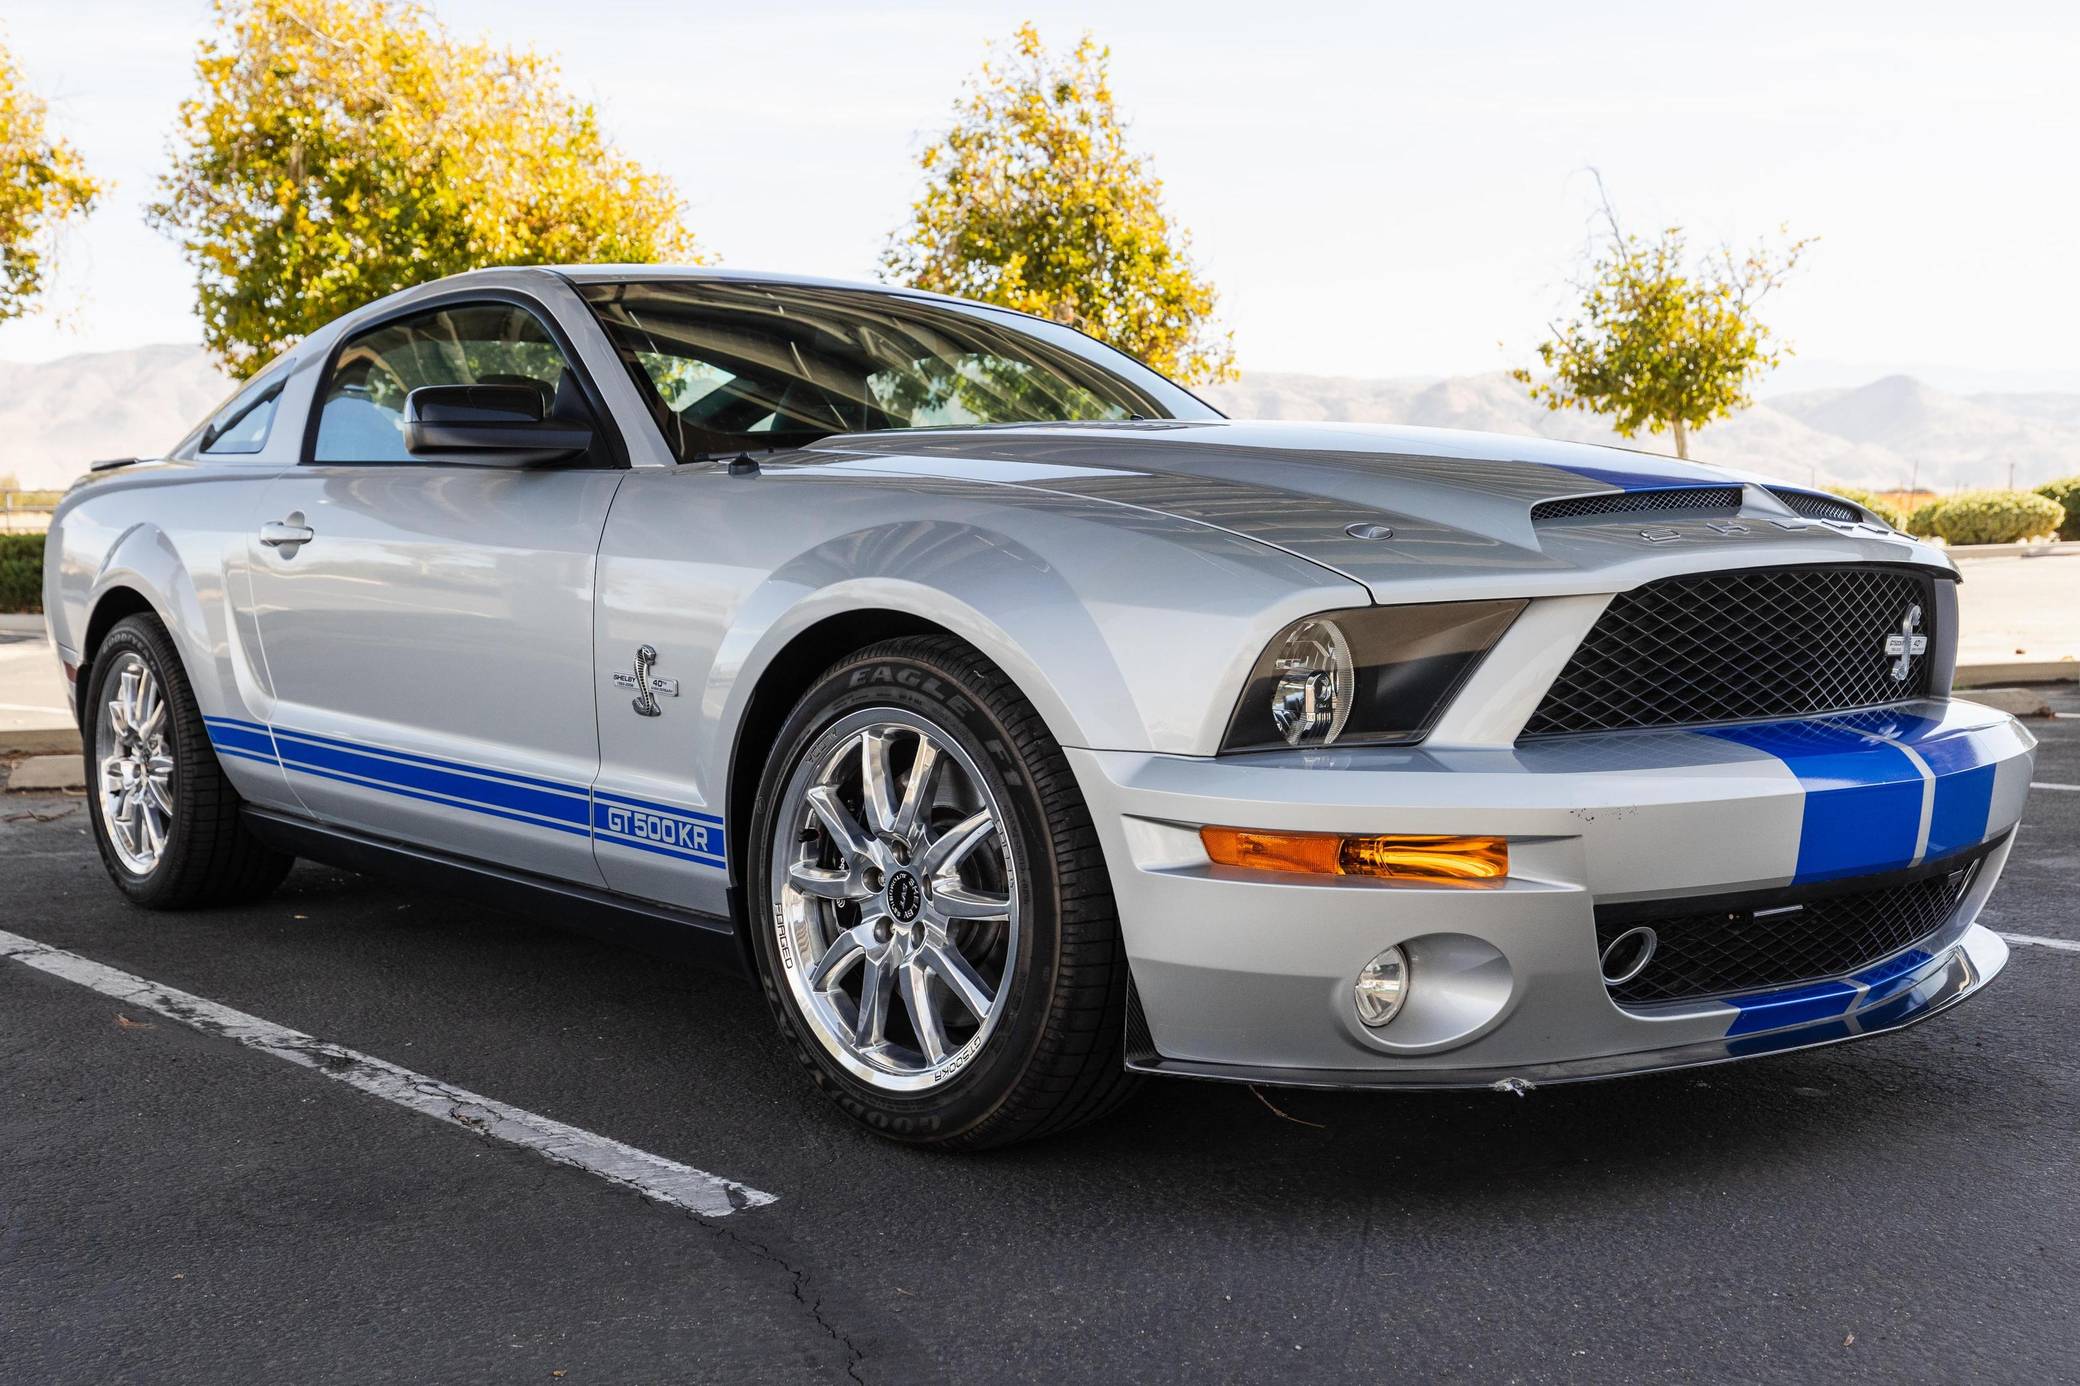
xmin=151 ymin=0 xmax=702 ymax=374
xmin=1514 ymin=180 xmax=1812 ymax=458
xmin=0 ymin=40 xmax=104 ymax=324
xmin=885 ymin=23 xmax=1235 ymax=385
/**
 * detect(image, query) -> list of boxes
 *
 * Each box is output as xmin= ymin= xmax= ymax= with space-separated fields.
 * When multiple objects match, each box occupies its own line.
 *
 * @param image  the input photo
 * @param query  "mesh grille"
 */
xmin=1599 ymin=855 xmax=1981 ymax=1005
xmin=1770 ymin=488 xmax=1862 ymax=523
xmin=1531 ymin=487 xmax=1745 ymax=521
xmin=1524 ymin=565 xmax=1937 ymax=737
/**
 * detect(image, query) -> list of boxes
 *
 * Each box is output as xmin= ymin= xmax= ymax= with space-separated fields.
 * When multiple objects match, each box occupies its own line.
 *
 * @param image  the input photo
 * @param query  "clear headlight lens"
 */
xmin=1269 ymin=618 xmax=1354 ymax=746
xmin=1223 ymin=599 xmax=1526 ymax=753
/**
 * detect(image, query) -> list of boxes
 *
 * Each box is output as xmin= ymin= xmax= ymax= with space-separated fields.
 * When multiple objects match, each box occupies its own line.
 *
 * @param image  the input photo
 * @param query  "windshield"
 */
xmin=577 ymin=278 xmax=1220 ymax=462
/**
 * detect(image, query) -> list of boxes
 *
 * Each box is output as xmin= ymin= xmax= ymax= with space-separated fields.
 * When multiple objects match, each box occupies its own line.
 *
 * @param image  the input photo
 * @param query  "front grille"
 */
xmin=1769 ymin=488 xmax=1862 ymax=523
xmin=1598 ymin=851 xmax=1984 ymax=1006
xmin=1523 ymin=565 xmax=1937 ymax=737
xmin=1531 ymin=486 xmax=1745 ymax=521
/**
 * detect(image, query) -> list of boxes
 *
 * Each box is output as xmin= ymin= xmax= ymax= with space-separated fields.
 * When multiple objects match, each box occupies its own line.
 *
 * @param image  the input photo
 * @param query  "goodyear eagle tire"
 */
xmin=82 ymin=614 xmax=293 ymax=909
xmin=748 ymin=636 xmax=1139 ymax=1149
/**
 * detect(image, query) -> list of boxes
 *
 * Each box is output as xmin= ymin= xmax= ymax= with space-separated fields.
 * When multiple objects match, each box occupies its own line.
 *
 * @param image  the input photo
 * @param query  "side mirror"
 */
xmin=403 ymin=384 xmax=593 ymax=467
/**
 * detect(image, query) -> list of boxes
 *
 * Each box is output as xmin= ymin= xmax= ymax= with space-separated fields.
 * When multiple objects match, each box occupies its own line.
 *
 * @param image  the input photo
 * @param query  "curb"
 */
xmin=1947 ymin=540 xmax=2080 ymax=560
xmin=0 ymin=613 xmax=48 ymax=635
xmin=1 ymin=728 xmax=79 ymax=758
xmin=1955 ymin=661 xmax=2080 ymax=688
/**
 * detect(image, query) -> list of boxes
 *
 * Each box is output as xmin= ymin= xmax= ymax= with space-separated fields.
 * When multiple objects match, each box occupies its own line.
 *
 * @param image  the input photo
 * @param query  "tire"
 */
xmin=747 ymin=635 xmax=1139 ymax=1149
xmin=82 ymin=614 xmax=293 ymax=909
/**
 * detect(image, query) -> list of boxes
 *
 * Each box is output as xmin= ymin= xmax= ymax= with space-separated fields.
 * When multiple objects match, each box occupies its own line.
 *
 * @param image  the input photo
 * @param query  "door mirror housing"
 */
xmin=403 ymin=384 xmax=593 ymax=467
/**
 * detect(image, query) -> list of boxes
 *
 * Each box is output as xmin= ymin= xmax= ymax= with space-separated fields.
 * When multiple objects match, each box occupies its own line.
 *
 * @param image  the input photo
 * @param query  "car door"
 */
xmin=246 ymin=294 xmax=622 ymax=886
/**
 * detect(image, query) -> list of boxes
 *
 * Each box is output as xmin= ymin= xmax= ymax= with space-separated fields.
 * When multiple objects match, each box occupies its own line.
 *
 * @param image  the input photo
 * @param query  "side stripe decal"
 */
xmin=202 ymin=717 xmax=726 ymax=868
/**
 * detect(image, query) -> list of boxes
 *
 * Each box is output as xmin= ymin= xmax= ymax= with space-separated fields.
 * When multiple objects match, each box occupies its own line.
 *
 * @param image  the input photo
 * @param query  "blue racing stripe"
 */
xmin=593 ymin=788 xmax=724 ymax=826
xmin=1724 ymin=977 xmax=1860 ymax=1036
xmin=271 ymin=733 xmax=590 ymax=827
xmin=1705 ymin=720 xmax=1924 ymax=882
xmin=267 ymin=724 xmax=582 ymax=797
xmin=1551 ymin=463 xmax=1739 ymax=491
xmin=282 ymin=759 xmax=592 ymax=837
xmin=205 ymin=723 xmax=278 ymax=759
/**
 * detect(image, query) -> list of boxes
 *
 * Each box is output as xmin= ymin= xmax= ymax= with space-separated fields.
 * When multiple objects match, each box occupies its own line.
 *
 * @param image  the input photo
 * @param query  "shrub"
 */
xmin=0 ymin=532 xmax=45 ymax=613
xmin=2034 ymin=476 xmax=2080 ymax=541
xmin=1905 ymin=489 xmax=2066 ymax=546
xmin=1826 ymin=485 xmax=1910 ymax=530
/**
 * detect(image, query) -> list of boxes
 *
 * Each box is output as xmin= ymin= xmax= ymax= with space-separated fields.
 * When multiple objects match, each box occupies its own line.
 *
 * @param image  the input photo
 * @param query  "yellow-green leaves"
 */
xmin=0 ymin=42 xmax=104 ymax=324
xmin=884 ymin=23 xmax=1235 ymax=386
xmin=150 ymin=0 xmax=701 ymax=375
xmin=1513 ymin=186 xmax=1812 ymax=458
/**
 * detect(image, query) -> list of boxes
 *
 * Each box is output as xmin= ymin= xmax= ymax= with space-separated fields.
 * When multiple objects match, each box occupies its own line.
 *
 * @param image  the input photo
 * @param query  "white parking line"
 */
xmin=2030 ymin=782 xmax=2080 ymax=792
xmin=0 ymin=929 xmax=777 ymax=1218
xmin=2000 ymin=933 xmax=2080 ymax=954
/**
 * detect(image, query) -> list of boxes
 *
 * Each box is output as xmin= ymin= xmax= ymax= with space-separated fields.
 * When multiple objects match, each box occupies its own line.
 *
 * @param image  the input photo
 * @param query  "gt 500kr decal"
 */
xmin=203 ymin=716 xmax=725 ymax=869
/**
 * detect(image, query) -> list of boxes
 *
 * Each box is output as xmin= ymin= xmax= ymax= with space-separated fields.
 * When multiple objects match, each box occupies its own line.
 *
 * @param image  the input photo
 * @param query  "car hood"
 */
xmin=801 ymin=419 xmax=1948 ymax=602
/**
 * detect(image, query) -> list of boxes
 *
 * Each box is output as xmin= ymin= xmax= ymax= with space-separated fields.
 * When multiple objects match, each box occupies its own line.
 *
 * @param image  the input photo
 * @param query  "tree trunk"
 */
xmin=1671 ymin=418 xmax=1689 ymax=460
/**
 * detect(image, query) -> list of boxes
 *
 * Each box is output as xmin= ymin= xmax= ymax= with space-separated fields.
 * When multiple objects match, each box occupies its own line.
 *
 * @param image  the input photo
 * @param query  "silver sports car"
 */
xmin=42 ymin=267 xmax=2033 ymax=1147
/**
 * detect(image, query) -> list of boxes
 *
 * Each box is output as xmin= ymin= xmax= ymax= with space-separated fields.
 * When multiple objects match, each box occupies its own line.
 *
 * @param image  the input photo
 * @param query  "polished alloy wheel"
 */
xmin=769 ymin=709 xmax=1019 ymax=1092
xmin=97 ymin=652 xmax=176 ymax=875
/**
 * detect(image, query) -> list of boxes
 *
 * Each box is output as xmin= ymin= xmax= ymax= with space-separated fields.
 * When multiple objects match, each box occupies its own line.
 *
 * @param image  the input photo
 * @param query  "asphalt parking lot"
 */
xmin=4 ymin=692 xmax=2078 ymax=1384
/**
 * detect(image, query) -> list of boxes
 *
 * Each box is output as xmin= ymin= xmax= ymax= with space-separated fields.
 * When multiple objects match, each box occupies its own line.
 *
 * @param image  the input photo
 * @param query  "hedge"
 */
xmin=1905 ymin=489 xmax=2066 ymax=546
xmin=1826 ymin=485 xmax=1910 ymax=531
xmin=2035 ymin=476 xmax=2080 ymax=541
xmin=0 ymin=533 xmax=44 ymax=614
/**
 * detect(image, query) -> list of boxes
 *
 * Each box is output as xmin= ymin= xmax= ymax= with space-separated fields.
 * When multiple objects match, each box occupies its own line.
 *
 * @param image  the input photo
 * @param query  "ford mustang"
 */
xmin=40 ymin=267 xmax=2034 ymax=1147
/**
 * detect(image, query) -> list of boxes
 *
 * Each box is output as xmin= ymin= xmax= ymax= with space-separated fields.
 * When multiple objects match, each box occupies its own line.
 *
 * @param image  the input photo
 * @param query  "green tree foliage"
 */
xmin=0 ymin=42 xmax=104 ymax=324
xmin=1906 ymin=489 xmax=2064 ymax=546
xmin=150 ymin=0 xmax=701 ymax=374
xmin=1514 ymin=182 xmax=1811 ymax=458
xmin=884 ymin=23 xmax=1235 ymax=385
xmin=0 ymin=533 xmax=45 ymax=613
xmin=2033 ymin=476 xmax=2080 ymax=540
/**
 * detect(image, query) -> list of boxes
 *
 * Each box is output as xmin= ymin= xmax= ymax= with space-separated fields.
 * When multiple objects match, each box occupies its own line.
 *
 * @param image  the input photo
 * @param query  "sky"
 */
xmin=3 ymin=0 xmax=2077 ymax=391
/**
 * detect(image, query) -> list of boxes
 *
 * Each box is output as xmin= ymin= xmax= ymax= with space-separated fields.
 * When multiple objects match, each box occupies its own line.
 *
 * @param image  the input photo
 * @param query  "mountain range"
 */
xmin=4 ymin=344 xmax=2077 ymax=494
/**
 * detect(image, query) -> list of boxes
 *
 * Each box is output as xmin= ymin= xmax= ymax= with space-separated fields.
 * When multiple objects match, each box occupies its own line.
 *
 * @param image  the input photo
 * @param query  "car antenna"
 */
xmin=728 ymin=453 xmax=760 ymax=477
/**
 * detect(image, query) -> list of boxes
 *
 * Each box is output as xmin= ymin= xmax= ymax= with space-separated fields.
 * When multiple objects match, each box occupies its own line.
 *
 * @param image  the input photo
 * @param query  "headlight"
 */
xmin=1222 ymin=600 xmax=1525 ymax=752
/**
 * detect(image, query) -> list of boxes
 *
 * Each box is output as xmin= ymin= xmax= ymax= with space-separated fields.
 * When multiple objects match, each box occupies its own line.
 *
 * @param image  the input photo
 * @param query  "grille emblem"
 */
xmin=1883 ymin=605 xmax=1929 ymax=682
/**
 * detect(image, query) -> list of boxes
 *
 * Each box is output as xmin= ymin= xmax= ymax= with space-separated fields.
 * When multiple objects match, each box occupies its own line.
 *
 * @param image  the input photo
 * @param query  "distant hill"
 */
xmin=0 ymin=345 xmax=234 ymax=489
xmin=3 ymin=344 xmax=2077 ymax=494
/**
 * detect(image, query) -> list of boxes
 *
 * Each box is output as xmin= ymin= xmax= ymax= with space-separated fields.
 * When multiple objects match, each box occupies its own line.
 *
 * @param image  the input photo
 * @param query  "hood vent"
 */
xmin=1531 ymin=486 xmax=1744 ymax=522
xmin=1768 ymin=488 xmax=1862 ymax=523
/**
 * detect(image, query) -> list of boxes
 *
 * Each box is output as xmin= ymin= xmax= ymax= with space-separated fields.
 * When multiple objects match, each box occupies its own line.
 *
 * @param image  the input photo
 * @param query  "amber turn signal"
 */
xmin=1200 ymin=828 xmax=1508 ymax=885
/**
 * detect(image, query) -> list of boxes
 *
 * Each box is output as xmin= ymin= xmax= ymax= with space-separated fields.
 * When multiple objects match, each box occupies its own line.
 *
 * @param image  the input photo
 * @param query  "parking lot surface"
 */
xmin=4 ymin=692 xmax=2078 ymax=1383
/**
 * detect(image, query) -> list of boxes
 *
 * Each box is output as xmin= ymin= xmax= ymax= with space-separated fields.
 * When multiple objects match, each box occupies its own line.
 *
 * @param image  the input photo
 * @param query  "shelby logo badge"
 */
xmin=611 ymin=644 xmax=680 ymax=717
xmin=1884 ymin=604 xmax=1930 ymax=682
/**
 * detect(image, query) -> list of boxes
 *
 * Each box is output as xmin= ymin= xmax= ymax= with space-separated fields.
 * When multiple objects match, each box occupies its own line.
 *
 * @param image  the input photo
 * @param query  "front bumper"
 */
xmin=1071 ymin=698 xmax=2034 ymax=1088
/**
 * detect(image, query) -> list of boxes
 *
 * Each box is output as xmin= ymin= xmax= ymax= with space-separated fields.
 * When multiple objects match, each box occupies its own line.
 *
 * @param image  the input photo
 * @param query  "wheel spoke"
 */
xmin=788 ymin=862 xmax=862 ymax=901
xmin=860 ymin=729 xmax=900 ymax=837
xmin=918 ymin=808 xmax=994 ymax=878
xmin=855 ymin=954 xmax=896 ymax=1047
xmin=931 ymin=883 xmax=1011 ymax=922
xmin=804 ymin=785 xmax=872 ymax=861
xmin=139 ymin=802 xmax=168 ymax=860
xmin=144 ymin=774 xmax=175 ymax=816
xmin=891 ymin=739 xmax=940 ymax=842
xmin=902 ymin=960 xmax=949 ymax=1063
xmin=925 ymin=941 xmax=996 ymax=1021
xmin=808 ymin=925 xmax=868 ymax=989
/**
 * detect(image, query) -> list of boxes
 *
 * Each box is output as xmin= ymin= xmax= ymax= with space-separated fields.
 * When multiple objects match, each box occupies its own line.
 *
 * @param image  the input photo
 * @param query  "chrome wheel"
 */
xmin=97 ymin=652 xmax=175 ymax=876
xmin=769 ymin=709 xmax=1019 ymax=1092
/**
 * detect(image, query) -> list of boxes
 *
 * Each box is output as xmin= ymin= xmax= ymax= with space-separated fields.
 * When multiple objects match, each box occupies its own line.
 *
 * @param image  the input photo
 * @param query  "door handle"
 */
xmin=259 ymin=519 xmax=314 ymax=548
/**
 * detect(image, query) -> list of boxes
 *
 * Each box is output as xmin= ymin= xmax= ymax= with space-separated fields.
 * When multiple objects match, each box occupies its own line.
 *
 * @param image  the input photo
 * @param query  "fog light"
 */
xmin=1354 ymin=946 xmax=1409 ymax=1028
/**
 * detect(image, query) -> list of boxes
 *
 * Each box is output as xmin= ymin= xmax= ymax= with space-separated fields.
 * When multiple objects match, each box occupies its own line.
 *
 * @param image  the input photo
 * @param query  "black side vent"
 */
xmin=1769 ymin=488 xmax=1864 ymax=524
xmin=1531 ymin=486 xmax=1745 ymax=522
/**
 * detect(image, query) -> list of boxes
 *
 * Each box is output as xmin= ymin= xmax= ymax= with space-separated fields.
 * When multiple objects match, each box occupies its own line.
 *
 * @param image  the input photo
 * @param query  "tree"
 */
xmin=1513 ymin=180 xmax=1812 ymax=459
xmin=151 ymin=0 xmax=701 ymax=374
xmin=0 ymin=41 xmax=104 ymax=324
xmin=884 ymin=23 xmax=1235 ymax=385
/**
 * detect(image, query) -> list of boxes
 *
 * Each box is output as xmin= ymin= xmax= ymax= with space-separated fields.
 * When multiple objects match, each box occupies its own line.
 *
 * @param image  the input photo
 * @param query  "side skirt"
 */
xmin=240 ymin=807 xmax=749 ymax=978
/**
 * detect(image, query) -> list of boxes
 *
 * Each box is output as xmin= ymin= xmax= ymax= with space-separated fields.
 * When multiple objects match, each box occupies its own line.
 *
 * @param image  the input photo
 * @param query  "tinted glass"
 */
xmin=314 ymin=302 xmax=578 ymax=463
xmin=578 ymin=279 xmax=1219 ymax=462
xmin=199 ymin=382 xmax=281 ymax=455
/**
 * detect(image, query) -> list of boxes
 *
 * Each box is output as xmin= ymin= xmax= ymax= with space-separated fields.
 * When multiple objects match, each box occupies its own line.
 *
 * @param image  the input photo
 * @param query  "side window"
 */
xmin=195 ymin=377 xmax=284 ymax=456
xmin=312 ymin=301 xmax=590 ymax=464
